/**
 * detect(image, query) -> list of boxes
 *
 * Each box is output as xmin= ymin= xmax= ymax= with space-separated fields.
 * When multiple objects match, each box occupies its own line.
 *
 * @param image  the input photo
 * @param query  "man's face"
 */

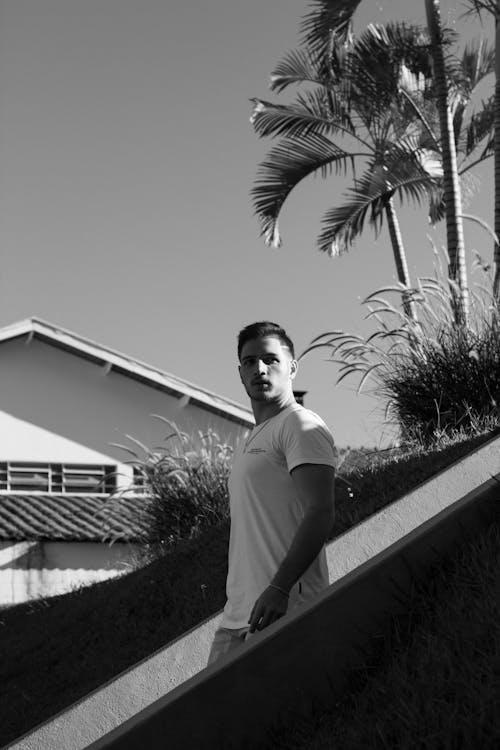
xmin=238 ymin=336 xmax=297 ymax=403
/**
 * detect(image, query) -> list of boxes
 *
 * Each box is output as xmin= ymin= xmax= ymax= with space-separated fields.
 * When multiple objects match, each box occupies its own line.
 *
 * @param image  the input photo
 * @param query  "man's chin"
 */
xmin=249 ymin=389 xmax=274 ymax=402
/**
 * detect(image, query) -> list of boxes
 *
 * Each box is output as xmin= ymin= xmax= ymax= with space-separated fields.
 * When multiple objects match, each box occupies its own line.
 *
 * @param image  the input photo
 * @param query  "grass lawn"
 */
xmin=265 ymin=512 xmax=500 ymax=749
xmin=0 ymin=427 xmax=498 ymax=746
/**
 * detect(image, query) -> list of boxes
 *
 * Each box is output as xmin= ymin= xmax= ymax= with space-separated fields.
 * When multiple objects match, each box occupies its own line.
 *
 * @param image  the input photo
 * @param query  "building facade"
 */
xmin=0 ymin=317 xmax=253 ymax=605
xmin=0 ymin=317 xmax=253 ymax=494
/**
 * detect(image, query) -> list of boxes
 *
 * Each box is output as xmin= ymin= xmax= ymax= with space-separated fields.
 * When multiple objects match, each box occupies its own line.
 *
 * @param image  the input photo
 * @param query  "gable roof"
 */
xmin=0 ymin=493 xmax=155 ymax=543
xmin=0 ymin=317 xmax=254 ymax=428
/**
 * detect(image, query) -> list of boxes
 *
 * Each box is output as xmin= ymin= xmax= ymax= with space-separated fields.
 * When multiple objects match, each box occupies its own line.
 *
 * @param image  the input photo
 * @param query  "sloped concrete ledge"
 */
xmin=86 ymin=472 xmax=500 ymax=750
xmin=5 ymin=434 xmax=500 ymax=750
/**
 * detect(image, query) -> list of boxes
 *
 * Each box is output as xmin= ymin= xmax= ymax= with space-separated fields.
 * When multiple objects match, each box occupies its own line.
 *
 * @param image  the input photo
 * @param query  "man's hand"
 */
xmin=248 ymin=585 xmax=289 ymax=633
xmin=247 ymin=464 xmax=335 ymax=635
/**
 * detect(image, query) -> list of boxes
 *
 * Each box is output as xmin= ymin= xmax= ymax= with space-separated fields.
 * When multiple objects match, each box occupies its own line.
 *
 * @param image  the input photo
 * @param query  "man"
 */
xmin=207 ymin=321 xmax=336 ymax=664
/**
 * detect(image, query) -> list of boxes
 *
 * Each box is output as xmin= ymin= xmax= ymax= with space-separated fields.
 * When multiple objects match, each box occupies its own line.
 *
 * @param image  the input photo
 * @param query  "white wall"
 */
xmin=0 ymin=540 xmax=143 ymax=607
xmin=0 ymin=411 xmax=134 ymax=489
xmin=0 ymin=338 xmax=249 ymax=469
xmin=0 ymin=409 xmax=125 ymax=464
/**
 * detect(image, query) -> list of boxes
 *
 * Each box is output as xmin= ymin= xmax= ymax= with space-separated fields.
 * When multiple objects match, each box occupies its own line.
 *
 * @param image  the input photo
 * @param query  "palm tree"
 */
xmin=299 ymin=0 xmax=473 ymax=324
xmin=463 ymin=0 xmax=500 ymax=301
xmin=426 ymin=36 xmax=495 ymax=227
xmin=424 ymin=0 xmax=468 ymax=323
xmin=251 ymin=23 xmax=494 ymax=320
xmin=251 ymin=23 xmax=442 ymax=321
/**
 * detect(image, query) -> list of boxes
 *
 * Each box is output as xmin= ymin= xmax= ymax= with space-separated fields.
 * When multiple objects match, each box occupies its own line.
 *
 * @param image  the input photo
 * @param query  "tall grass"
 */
xmin=302 ymin=247 xmax=500 ymax=445
xmin=110 ymin=416 xmax=233 ymax=553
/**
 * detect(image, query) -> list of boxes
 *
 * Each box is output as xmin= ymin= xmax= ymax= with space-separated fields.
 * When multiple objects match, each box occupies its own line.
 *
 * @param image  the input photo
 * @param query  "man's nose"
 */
xmin=257 ymin=359 xmax=268 ymax=374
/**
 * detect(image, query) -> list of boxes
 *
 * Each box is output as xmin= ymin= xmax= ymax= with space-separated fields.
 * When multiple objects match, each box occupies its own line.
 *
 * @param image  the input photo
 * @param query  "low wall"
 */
xmin=5 ymin=433 xmax=500 ymax=750
xmin=87 ymin=473 xmax=500 ymax=750
xmin=0 ymin=541 xmax=143 ymax=608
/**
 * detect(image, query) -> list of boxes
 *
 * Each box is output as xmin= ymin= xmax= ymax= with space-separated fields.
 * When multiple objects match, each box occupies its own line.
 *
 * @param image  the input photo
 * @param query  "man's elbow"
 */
xmin=328 ymin=506 xmax=335 ymax=539
xmin=310 ymin=502 xmax=335 ymax=540
xmin=324 ymin=504 xmax=335 ymax=540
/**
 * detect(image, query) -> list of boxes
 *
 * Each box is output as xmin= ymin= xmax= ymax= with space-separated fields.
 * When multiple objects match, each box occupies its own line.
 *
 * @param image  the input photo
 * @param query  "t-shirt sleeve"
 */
xmin=280 ymin=410 xmax=336 ymax=473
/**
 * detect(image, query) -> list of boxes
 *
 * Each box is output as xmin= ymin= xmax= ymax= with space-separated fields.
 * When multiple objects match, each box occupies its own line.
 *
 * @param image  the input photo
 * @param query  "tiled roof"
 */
xmin=0 ymin=494 xmax=156 ymax=543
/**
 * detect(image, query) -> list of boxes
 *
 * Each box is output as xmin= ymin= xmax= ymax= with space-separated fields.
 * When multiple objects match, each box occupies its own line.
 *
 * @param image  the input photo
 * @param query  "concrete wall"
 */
xmin=88 ymin=472 xmax=500 ymax=750
xmin=0 ymin=338 xmax=249 ymax=469
xmin=7 ymin=432 xmax=500 ymax=750
xmin=0 ymin=540 xmax=143 ymax=608
xmin=0 ymin=411 xmax=133 ymax=490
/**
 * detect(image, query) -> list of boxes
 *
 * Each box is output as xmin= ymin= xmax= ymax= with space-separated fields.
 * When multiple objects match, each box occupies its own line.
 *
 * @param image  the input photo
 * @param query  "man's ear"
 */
xmin=238 ymin=364 xmax=243 ymax=383
xmin=290 ymin=359 xmax=298 ymax=379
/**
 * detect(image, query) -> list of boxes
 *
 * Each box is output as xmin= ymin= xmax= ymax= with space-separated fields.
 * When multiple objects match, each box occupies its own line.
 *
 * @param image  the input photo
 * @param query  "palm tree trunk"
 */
xmin=425 ymin=0 xmax=470 ymax=326
xmin=385 ymin=196 xmax=417 ymax=322
xmin=493 ymin=0 xmax=500 ymax=301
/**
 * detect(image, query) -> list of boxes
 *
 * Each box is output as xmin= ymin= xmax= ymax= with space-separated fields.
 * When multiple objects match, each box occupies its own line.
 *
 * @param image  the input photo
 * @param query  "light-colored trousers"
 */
xmin=207 ymin=626 xmax=253 ymax=665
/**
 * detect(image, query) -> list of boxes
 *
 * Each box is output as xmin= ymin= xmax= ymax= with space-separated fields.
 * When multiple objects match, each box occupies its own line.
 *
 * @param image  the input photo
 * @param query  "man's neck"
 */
xmin=252 ymin=394 xmax=296 ymax=425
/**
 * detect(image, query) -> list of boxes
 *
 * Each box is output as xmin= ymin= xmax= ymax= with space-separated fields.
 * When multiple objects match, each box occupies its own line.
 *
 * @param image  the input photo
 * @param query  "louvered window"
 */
xmin=0 ymin=463 xmax=116 ymax=494
xmin=132 ymin=466 xmax=148 ymax=494
xmin=8 ymin=464 xmax=50 ymax=491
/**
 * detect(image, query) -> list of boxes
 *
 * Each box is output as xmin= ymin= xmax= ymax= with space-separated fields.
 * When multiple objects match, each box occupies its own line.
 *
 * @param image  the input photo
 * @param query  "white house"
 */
xmin=0 ymin=317 xmax=254 ymax=606
xmin=0 ymin=317 xmax=253 ymax=490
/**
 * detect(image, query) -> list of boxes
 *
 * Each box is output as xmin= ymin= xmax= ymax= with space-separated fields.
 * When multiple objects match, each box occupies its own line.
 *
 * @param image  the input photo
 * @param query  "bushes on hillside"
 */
xmin=112 ymin=417 xmax=233 ymax=551
xmin=303 ymin=249 xmax=500 ymax=446
xmin=382 ymin=321 xmax=500 ymax=444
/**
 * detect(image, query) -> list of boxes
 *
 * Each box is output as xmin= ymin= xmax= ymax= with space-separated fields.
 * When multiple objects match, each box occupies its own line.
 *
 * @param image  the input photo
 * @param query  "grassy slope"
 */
xmin=0 ymin=522 xmax=230 ymax=747
xmin=266 ymin=515 xmax=500 ymax=749
xmin=0 ymin=427 xmax=498 ymax=746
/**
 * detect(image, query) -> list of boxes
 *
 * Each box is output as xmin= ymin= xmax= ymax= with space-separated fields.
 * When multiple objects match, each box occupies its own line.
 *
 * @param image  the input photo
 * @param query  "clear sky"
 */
xmin=0 ymin=1 xmax=494 ymax=447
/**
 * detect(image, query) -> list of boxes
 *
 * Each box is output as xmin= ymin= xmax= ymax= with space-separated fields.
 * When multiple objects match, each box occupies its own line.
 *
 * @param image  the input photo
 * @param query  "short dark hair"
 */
xmin=237 ymin=321 xmax=295 ymax=360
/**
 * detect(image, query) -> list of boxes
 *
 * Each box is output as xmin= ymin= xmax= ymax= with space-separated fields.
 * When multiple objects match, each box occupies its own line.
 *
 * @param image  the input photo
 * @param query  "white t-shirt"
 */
xmin=221 ymin=402 xmax=336 ymax=629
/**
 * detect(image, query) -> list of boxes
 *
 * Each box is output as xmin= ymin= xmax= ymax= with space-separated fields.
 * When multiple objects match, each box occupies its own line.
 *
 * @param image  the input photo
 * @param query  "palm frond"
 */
xmin=398 ymin=63 xmax=428 ymax=99
xmin=458 ymin=170 xmax=481 ymax=211
xmin=269 ymin=48 xmax=323 ymax=93
xmin=297 ymin=88 xmax=359 ymax=136
xmin=457 ymin=94 xmax=495 ymax=162
xmin=460 ymin=38 xmax=495 ymax=93
xmin=252 ymin=134 xmax=353 ymax=247
xmin=350 ymin=22 xmax=433 ymax=87
xmin=461 ymin=0 xmax=498 ymax=20
xmin=317 ymin=177 xmax=387 ymax=257
xmin=428 ymin=182 xmax=446 ymax=224
xmin=459 ymin=213 xmax=499 ymax=245
xmin=300 ymin=0 xmax=363 ymax=53
xmin=395 ymin=140 xmax=442 ymax=178
xmin=450 ymin=41 xmax=494 ymax=150
xmin=337 ymin=23 xmax=434 ymax=126
xmin=393 ymin=168 xmax=443 ymax=214
xmin=397 ymin=91 xmax=441 ymax=151
xmin=317 ymin=149 xmax=442 ymax=255
xmin=250 ymin=97 xmax=339 ymax=139
xmin=430 ymin=147 xmax=488 ymax=225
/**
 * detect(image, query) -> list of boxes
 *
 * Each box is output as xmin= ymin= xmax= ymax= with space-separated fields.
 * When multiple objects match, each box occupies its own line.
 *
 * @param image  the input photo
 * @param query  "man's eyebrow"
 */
xmin=242 ymin=352 xmax=279 ymax=362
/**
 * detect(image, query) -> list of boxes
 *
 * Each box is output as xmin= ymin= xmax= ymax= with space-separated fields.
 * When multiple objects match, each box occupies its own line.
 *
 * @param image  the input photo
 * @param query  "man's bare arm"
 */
xmin=248 ymin=463 xmax=335 ymax=633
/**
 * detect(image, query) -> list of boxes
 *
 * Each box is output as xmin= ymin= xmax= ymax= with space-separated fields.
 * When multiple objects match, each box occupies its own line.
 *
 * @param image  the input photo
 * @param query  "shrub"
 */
xmin=111 ymin=417 xmax=233 ymax=553
xmin=303 ymin=247 xmax=500 ymax=446
xmin=383 ymin=322 xmax=500 ymax=444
